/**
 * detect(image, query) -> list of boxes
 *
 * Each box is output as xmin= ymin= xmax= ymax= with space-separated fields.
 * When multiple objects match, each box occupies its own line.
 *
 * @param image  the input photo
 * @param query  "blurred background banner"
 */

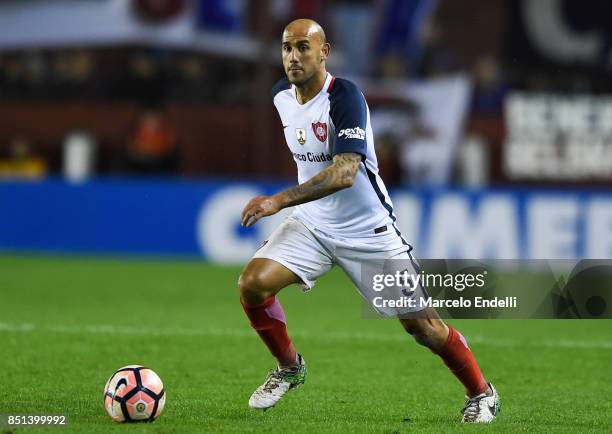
xmin=2 ymin=178 xmax=612 ymax=262
xmin=0 ymin=0 xmax=252 ymax=54
xmin=0 ymin=0 xmax=189 ymax=49
xmin=506 ymin=0 xmax=612 ymax=73
xmin=1 ymin=0 xmax=611 ymax=261
xmin=369 ymin=74 xmax=471 ymax=186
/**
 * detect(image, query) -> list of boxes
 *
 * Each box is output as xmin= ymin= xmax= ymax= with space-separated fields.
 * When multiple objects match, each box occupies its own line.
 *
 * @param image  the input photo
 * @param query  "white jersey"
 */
xmin=272 ymin=72 xmax=409 ymax=247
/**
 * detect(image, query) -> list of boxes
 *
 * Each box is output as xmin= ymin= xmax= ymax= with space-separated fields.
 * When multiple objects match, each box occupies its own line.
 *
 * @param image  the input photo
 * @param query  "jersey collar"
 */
xmin=292 ymin=72 xmax=334 ymax=106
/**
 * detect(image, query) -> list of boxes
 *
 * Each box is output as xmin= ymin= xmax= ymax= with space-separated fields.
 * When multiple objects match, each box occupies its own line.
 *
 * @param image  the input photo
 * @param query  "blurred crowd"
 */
xmin=0 ymin=10 xmax=513 ymax=111
xmin=0 ymin=0 xmax=607 ymax=186
xmin=0 ymin=48 xmax=252 ymax=106
xmin=1 ymin=33 xmax=605 ymax=109
xmin=0 ymin=37 xmax=506 ymax=184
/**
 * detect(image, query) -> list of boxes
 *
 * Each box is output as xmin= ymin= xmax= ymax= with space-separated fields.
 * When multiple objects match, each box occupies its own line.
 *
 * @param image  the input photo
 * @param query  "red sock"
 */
xmin=241 ymin=296 xmax=297 ymax=367
xmin=436 ymin=325 xmax=488 ymax=396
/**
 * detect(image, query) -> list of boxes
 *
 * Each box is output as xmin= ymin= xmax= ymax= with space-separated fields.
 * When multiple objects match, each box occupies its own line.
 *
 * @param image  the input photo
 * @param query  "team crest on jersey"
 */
xmin=311 ymin=122 xmax=328 ymax=142
xmin=295 ymin=128 xmax=306 ymax=145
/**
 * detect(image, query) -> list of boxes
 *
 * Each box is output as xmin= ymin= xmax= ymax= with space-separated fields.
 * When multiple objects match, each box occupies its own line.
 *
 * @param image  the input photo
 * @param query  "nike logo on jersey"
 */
xmin=283 ymin=125 xmax=288 ymax=129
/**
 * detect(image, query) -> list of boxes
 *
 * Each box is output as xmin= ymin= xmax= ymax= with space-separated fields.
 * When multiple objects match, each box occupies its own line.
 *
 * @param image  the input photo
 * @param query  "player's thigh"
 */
xmin=252 ymin=216 xmax=333 ymax=291
xmin=335 ymin=246 xmax=428 ymax=317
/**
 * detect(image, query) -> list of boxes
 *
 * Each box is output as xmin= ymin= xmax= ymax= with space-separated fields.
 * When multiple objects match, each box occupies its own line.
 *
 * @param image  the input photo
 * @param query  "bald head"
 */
xmin=281 ymin=19 xmax=330 ymax=87
xmin=283 ymin=18 xmax=326 ymax=45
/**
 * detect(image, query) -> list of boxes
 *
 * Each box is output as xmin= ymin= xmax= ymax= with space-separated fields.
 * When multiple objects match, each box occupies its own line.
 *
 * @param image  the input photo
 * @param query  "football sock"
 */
xmin=241 ymin=296 xmax=297 ymax=367
xmin=436 ymin=325 xmax=488 ymax=396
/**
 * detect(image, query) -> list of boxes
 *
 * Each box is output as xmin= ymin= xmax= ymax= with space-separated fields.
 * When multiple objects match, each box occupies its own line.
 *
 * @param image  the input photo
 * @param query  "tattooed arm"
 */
xmin=241 ymin=153 xmax=362 ymax=227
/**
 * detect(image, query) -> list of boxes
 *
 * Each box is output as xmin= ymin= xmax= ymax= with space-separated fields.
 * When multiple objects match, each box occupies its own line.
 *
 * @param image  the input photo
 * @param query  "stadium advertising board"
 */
xmin=504 ymin=93 xmax=612 ymax=181
xmin=1 ymin=179 xmax=611 ymax=262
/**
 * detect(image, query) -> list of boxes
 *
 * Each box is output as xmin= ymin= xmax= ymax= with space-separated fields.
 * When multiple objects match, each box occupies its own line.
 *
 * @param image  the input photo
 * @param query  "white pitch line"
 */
xmin=0 ymin=322 xmax=611 ymax=350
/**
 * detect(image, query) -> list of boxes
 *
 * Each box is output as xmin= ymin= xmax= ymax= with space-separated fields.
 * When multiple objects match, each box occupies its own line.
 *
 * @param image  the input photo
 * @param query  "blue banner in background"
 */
xmin=1 ymin=178 xmax=612 ymax=262
xmin=0 ymin=178 xmax=287 ymax=260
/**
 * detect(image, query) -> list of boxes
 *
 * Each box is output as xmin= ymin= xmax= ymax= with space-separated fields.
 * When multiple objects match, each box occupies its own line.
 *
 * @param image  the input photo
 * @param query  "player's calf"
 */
xmin=239 ymin=258 xmax=305 ymax=408
xmin=239 ymin=258 xmax=302 ymax=369
xmin=240 ymin=295 xmax=297 ymax=368
xmin=399 ymin=312 xmax=491 ymax=398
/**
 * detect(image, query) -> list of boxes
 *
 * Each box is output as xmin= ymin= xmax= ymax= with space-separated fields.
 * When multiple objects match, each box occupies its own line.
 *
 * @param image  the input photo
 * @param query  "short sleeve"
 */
xmin=329 ymin=78 xmax=367 ymax=159
xmin=271 ymin=77 xmax=290 ymax=100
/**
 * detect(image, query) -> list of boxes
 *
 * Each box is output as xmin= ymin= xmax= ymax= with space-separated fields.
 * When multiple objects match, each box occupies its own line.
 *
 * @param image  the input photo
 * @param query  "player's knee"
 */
xmin=401 ymin=319 xmax=447 ymax=350
xmin=238 ymin=270 xmax=272 ymax=306
xmin=400 ymin=319 xmax=418 ymax=336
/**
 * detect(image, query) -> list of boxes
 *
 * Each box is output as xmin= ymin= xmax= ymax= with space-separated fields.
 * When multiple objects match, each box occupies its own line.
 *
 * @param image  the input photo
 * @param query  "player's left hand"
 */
xmin=241 ymin=195 xmax=282 ymax=227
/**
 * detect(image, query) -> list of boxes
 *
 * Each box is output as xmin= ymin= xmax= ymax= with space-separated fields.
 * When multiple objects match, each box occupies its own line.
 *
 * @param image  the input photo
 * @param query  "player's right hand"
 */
xmin=241 ymin=195 xmax=282 ymax=227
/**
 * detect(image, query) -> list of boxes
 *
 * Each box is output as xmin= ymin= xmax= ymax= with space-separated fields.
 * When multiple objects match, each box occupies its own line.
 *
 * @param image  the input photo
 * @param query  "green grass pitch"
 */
xmin=1 ymin=254 xmax=611 ymax=433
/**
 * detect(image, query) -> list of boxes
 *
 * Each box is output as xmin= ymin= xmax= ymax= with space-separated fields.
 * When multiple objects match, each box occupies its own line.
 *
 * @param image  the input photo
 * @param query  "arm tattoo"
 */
xmin=276 ymin=153 xmax=362 ymax=208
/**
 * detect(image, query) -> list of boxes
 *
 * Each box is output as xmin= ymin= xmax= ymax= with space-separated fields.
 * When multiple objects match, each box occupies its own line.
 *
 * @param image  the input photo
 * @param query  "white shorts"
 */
xmin=253 ymin=215 xmax=427 ymax=317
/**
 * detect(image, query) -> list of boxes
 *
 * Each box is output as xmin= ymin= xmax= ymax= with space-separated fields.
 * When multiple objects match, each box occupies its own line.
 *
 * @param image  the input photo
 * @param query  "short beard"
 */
xmin=286 ymin=71 xmax=312 ymax=88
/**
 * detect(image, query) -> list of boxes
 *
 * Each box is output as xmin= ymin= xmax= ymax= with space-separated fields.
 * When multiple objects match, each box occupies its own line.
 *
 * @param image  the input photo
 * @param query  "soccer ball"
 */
xmin=103 ymin=365 xmax=166 ymax=422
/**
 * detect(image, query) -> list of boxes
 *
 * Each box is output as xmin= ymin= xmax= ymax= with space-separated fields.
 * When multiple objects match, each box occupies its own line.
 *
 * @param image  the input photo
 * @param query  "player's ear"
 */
xmin=320 ymin=42 xmax=330 ymax=62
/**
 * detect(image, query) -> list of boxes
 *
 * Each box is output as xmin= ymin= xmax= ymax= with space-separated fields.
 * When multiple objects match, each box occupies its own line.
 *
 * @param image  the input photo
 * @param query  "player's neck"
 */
xmin=294 ymin=69 xmax=327 ymax=105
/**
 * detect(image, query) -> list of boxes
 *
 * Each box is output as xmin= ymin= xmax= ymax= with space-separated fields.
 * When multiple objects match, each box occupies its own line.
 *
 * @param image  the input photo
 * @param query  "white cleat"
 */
xmin=461 ymin=382 xmax=500 ymax=423
xmin=248 ymin=354 xmax=306 ymax=410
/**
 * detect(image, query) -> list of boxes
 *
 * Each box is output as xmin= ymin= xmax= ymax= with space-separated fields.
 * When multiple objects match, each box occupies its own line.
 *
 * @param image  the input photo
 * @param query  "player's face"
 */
xmin=282 ymin=34 xmax=325 ymax=86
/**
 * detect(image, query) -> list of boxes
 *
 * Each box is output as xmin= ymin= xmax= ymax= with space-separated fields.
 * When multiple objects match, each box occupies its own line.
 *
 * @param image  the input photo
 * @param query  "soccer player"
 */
xmin=239 ymin=19 xmax=500 ymax=423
